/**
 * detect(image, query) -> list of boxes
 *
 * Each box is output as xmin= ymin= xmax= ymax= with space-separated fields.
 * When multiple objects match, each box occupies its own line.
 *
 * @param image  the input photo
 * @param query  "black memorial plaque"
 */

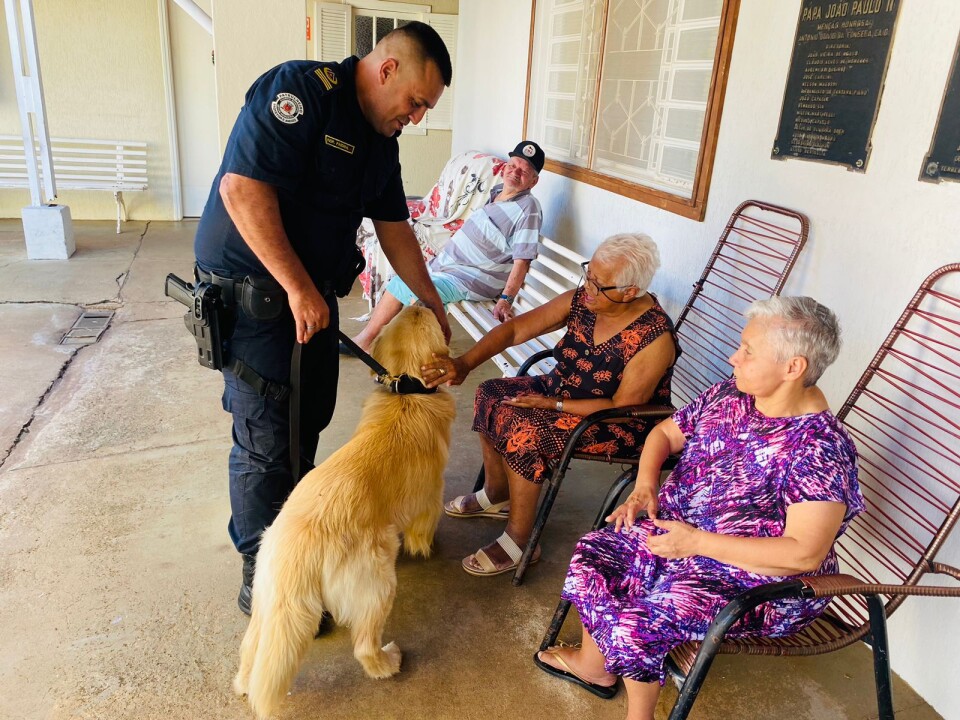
xmin=772 ymin=0 xmax=900 ymax=171
xmin=921 ymin=34 xmax=960 ymax=183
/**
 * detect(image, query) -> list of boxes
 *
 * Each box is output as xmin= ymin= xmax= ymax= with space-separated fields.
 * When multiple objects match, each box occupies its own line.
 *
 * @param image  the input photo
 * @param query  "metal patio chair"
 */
xmin=662 ymin=263 xmax=960 ymax=720
xmin=474 ymin=200 xmax=810 ymax=585
xmin=542 ymin=264 xmax=960 ymax=720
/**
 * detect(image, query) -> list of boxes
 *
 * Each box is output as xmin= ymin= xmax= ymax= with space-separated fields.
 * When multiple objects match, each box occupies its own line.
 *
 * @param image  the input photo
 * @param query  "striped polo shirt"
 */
xmin=428 ymin=184 xmax=543 ymax=301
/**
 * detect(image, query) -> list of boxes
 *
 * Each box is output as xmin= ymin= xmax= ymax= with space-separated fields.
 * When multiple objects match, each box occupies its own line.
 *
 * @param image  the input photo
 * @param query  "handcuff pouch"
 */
xmin=240 ymin=275 xmax=286 ymax=321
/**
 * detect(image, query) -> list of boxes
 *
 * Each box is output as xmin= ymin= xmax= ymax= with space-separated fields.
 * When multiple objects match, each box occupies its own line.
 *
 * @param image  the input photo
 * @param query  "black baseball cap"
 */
xmin=509 ymin=140 xmax=545 ymax=174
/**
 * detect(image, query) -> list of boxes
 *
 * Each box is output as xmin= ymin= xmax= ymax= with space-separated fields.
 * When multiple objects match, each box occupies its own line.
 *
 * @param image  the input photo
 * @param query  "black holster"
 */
xmin=165 ymin=273 xmax=227 ymax=370
xmin=166 ymin=270 xmax=293 ymax=401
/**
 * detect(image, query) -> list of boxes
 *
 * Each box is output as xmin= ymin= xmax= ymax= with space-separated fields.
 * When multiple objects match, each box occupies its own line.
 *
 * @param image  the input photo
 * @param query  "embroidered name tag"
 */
xmin=325 ymin=135 xmax=355 ymax=154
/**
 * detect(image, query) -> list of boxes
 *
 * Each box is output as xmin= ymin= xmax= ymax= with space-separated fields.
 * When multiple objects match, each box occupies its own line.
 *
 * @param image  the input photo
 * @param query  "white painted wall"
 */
xmin=453 ymin=1 xmax=960 ymax=717
xmin=0 ymin=0 xmax=457 ymax=221
xmin=169 ymin=0 xmax=220 ymax=217
xmin=210 ymin=0 xmax=306 ymax=153
xmin=210 ymin=0 xmax=456 ymax=195
xmin=0 ymin=2 xmax=176 ymax=221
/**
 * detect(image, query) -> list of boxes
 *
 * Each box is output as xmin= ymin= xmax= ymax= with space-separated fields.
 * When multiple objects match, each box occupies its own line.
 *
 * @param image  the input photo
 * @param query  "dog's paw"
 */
xmin=359 ymin=641 xmax=403 ymax=679
xmin=381 ymin=641 xmax=402 ymax=675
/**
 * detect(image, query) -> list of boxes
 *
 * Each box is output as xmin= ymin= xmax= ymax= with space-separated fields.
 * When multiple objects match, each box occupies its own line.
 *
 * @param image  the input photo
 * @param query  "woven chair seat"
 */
xmin=669 ymin=614 xmax=863 ymax=676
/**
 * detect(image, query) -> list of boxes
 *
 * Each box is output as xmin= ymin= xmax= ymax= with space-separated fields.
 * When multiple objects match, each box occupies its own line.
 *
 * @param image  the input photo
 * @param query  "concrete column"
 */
xmin=21 ymin=204 xmax=75 ymax=260
xmin=4 ymin=0 xmax=74 ymax=259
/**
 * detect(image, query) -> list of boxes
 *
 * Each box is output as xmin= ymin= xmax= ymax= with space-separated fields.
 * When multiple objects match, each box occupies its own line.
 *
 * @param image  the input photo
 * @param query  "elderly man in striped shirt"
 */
xmin=347 ymin=140 xmax=545 ymax=353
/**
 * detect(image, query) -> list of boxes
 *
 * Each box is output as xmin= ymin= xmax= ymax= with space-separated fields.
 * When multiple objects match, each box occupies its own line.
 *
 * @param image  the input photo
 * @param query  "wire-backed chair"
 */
xmin=658 ymin=263 xmax=960 ymax=720
xmin=539 ymin=264 xmax=960 ymax=719
xmin=476 ymin=200 xmax=810 ymax=585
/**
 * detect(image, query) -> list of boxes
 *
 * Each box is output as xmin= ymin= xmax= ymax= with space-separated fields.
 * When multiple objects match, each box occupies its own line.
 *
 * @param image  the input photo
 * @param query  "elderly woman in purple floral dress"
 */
xmin=422 ymin=233 xmax=679 ymax=576
xmin=534 ymin=296 xmax=863 ymax=719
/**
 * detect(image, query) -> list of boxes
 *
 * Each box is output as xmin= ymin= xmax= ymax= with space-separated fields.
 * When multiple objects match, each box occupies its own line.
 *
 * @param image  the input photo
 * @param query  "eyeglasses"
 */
xmin=579 ymin=261 xmax=634 ymax=302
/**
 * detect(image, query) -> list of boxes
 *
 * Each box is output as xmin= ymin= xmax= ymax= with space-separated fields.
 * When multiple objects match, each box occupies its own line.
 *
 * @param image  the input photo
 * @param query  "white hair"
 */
xmin=591 ymin=233 xmax=660 ymax=293
xmin=745 ymin=296 xmax=842 ymax=386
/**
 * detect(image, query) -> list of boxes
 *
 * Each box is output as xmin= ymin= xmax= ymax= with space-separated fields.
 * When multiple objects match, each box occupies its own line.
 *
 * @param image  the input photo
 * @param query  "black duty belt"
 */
xmin=194 ymin=268 xmax=244 ymax=305
xmin=194 ymin=268 xmax=337 ymax=303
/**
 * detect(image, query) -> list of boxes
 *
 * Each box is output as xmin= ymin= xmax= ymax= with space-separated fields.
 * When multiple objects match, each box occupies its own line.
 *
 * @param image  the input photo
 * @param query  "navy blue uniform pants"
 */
xmin=221 ymin=296 xmax=339 ymax=556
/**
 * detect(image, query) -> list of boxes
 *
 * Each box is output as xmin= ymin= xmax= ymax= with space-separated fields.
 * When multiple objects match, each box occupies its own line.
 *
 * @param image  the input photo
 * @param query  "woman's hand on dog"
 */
xmin=422 ymin=354 xmax=468 ymax=387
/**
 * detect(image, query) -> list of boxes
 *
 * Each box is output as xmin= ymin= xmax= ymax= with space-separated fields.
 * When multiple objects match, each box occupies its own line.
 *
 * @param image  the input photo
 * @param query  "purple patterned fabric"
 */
xmin=561 ymin=379 xmax=863 ymax=683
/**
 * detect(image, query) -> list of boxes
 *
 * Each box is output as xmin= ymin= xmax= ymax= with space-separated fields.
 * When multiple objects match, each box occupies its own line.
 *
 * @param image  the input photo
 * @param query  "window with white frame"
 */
xmin=308 ymin=1 xmax=457 ymax=132
xmin=525 ymin=0 xmax=739 ymax=220
xmin=352 ymin=8 xmax=419 ymax=58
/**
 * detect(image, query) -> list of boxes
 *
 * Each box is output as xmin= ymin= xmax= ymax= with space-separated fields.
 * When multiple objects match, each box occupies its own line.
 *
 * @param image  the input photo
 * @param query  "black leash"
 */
xmin=289 ymin=330 xmax=436 ymax=482
xmin=290 ymin=340 xmax=310 ymax=482
xmin=336 ymin=332 xmax=438 ymax=395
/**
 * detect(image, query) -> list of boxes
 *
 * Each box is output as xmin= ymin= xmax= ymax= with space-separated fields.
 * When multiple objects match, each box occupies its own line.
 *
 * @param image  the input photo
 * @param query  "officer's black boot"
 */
xmin=238 ymin=553 xmax=256 ymax=616
xmin=315 ymin=611 xmax=334 ymax=637
xmin=238 ymin=552 xmax=331 ymax=633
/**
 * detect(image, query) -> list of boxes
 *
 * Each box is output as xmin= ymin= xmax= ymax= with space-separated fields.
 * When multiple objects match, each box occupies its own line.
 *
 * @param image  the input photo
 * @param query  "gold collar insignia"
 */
xmin=314 ymin=66 xmax=338 ymax=91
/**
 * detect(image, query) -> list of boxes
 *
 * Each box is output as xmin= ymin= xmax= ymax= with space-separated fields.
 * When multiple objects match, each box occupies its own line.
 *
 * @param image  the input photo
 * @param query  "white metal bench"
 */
xmin=447 ymin=237 xmax=587 ymax=376
xmin=0 ymin=135 xmax=148 ymax=233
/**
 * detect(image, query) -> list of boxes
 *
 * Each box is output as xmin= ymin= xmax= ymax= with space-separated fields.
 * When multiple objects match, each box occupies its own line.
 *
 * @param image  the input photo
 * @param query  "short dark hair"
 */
xmin=386 ymin=21 xmax=452 ymax=87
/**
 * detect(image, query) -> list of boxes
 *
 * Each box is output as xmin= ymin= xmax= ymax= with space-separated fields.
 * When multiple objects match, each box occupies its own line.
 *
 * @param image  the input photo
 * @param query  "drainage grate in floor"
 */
xmin=60 ymin=311 xmax=114 ymax=346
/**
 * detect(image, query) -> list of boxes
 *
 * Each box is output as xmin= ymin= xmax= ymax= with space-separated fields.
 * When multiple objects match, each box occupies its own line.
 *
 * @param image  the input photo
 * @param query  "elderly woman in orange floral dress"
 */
xmin=422 ymin=233 xmax=680 ymax=576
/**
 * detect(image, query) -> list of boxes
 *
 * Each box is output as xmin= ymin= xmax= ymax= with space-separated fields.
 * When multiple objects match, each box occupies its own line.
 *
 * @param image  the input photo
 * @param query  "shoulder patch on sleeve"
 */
xmin=271 ymin=93 xmax=304 ymax=124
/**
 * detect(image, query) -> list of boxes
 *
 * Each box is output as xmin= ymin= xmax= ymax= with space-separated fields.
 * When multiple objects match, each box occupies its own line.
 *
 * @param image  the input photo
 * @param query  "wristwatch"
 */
xmin=498 ymin=293 xmax=515 ymax=304
xmin=555 ymin=399 xmax=564 ymax=412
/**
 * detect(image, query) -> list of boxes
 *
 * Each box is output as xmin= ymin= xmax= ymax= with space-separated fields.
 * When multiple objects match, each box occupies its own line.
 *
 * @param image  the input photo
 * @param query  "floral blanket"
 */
xmin=357 ymin=150 xmax=506 ymax=310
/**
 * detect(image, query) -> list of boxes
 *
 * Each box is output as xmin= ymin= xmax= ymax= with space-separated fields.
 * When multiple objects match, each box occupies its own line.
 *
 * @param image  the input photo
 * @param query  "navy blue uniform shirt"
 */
xmin=194 ymin=57 xmax=409 ymax=284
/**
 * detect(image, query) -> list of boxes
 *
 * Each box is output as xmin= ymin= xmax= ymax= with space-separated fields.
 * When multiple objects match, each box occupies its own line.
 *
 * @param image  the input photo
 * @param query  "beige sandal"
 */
xmin=461 ymin=532 xmax=540 ymax=577
xmin=533 ymin=647 xmax=618 ymax=699
xmin=444 ymin=488 xmax=510 ymax=519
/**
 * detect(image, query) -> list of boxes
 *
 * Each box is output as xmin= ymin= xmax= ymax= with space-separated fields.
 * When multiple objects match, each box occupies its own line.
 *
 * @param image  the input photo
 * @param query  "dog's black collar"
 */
xmin=338 ymin=333 xmax=437 ymax=395
xmin=381 ymin=373 xmax=438 ymax=395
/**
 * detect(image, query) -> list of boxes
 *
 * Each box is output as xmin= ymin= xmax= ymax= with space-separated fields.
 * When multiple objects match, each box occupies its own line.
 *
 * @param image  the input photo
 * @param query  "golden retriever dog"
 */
xmin=233 ymin=306 xmax=456 ymax=719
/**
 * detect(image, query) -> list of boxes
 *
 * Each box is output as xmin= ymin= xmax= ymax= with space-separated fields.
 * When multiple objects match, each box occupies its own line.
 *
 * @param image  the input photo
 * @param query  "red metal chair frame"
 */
xmin=541 ymin=264 xmax=960 ymax=720
xmin=660 ymin=263 xmax=960 ymax=720
xmin=478 ymin=200 xmax=810 ymax=585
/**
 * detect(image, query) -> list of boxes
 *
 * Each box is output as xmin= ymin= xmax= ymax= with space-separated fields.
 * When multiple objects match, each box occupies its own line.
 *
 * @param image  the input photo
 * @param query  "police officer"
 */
xmin=193 ymin=22 xmax=452 ymax=615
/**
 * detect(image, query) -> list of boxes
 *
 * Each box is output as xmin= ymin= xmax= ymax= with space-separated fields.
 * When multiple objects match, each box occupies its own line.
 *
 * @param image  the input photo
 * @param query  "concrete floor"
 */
xmin=0 ymin=219 xmax=943 ymax=720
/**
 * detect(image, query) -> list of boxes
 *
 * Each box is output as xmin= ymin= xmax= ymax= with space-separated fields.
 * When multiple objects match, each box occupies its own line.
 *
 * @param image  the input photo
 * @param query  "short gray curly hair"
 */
xmin=745 ymin=296 xmax=842 ymax=386
xmin=591 ymin=233 xmax=660 ymax=293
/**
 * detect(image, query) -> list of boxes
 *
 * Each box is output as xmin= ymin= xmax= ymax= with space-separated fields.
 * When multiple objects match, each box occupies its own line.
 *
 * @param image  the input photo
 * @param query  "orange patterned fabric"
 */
xmin=473 ymin=288 xmax=679 ymax=484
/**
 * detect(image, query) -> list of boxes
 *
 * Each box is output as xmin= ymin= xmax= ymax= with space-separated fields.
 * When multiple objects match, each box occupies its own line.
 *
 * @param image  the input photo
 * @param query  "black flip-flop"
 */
xmin=533 ymin=650 xmax=618 ymax=700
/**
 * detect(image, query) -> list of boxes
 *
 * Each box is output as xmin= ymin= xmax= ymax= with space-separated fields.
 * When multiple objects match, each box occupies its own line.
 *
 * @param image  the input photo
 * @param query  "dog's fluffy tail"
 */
xmin=240 ymin=531 xmax=325 ymax=719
